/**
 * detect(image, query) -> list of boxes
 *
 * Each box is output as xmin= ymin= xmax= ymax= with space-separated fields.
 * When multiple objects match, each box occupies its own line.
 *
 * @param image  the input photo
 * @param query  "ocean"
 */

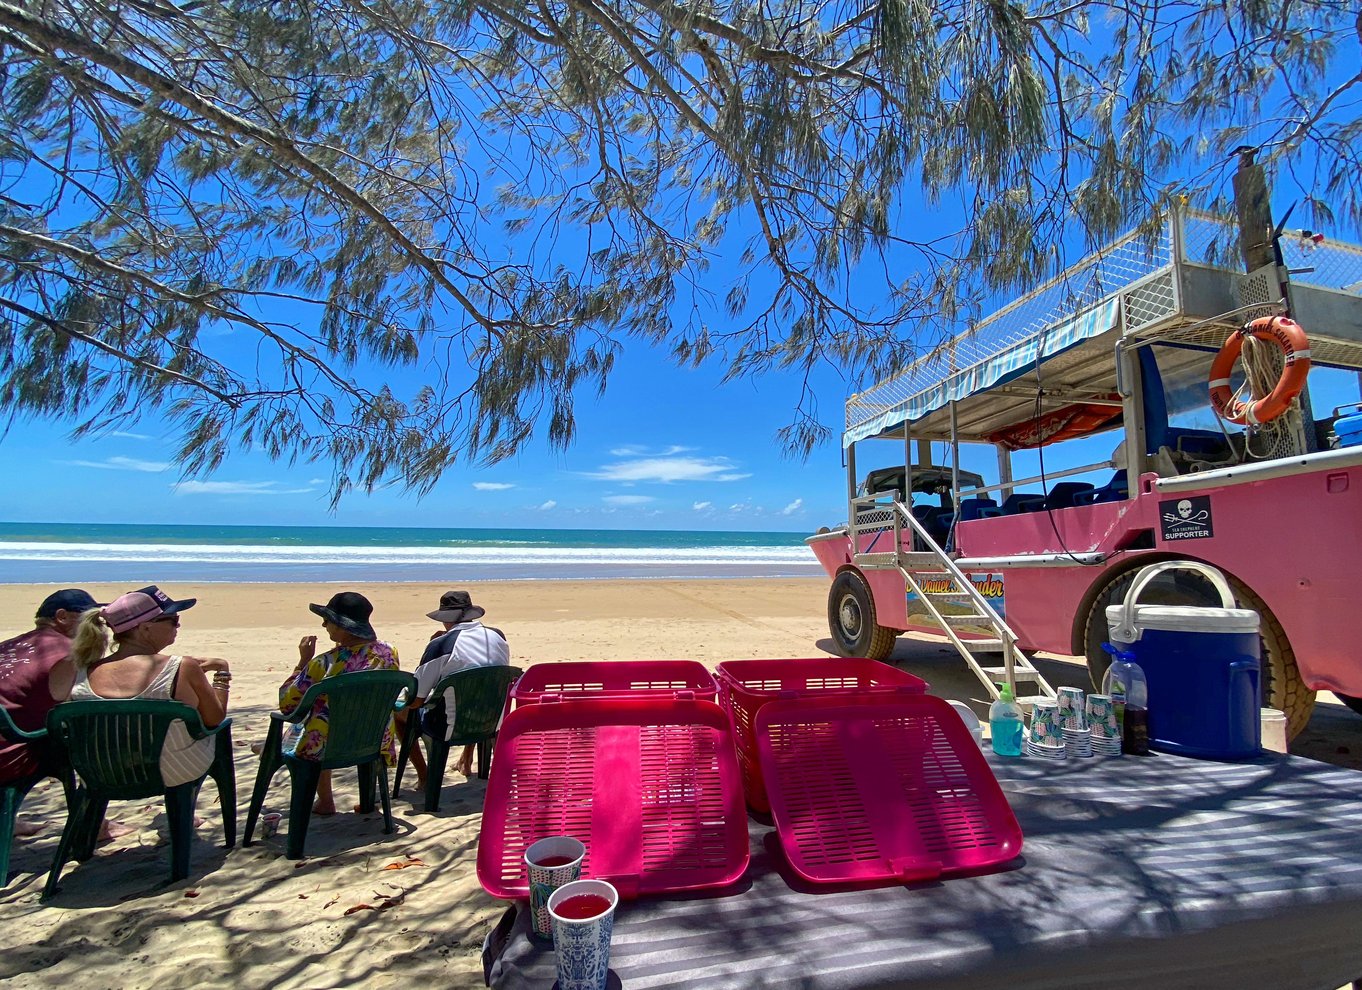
xmin=0 ymin=522 xmax=822 ymax=583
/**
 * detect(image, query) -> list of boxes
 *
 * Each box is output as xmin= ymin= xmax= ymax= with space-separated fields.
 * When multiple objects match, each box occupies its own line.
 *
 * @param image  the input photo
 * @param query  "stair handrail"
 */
xmin=850 ymin=493 xmax=1022 ymax=685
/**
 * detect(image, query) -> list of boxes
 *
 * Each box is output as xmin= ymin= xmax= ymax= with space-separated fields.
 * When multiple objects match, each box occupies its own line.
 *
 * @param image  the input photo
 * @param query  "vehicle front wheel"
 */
xmin=828 ymin=570 xmax=897 ymax=660
xmin=1082 ymin=565 xmax=1315 ymax=740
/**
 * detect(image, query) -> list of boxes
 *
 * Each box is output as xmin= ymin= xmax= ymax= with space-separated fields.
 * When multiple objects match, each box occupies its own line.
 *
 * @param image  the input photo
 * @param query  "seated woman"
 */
xmin=67 ymin=586 xmax=231 ymax=787
xmin=278 ymin=592 xmax=399 ymax=815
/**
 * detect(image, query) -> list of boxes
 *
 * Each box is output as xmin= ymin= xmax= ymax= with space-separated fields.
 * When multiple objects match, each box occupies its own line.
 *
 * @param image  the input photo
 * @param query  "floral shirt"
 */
xmin=279 ymin=640 xmax=401 ymax=765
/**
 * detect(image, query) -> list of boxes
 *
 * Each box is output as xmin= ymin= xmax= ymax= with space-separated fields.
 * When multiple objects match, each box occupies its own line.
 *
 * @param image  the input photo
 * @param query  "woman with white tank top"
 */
xmin=66 ymin=586 xmax=232 ymax=787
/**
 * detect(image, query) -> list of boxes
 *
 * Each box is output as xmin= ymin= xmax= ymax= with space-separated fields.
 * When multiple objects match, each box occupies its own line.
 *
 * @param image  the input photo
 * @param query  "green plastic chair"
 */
xmin=394 ymin=665 xmax=522 ymax=812
xmin=1 ymin=706 xmax=75 ymax=887
xmin=43 ymin=700 xmax=236 ymax=897
xmin=242 ymin=668 xmax=416 ymax=860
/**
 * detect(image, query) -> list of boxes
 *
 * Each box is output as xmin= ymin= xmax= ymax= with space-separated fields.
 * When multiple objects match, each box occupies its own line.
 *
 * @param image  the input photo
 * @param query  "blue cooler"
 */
xmin=1106 ymin=561 xmax=1261 ymax=760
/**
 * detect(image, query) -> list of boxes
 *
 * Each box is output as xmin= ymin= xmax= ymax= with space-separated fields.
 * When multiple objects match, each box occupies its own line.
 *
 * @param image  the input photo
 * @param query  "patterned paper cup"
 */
xmin=1057 ymin=687 xmax=1088 ymax=729
xmin=1029 ymin=700 xmax=1062 ymax=746
xmin=1086 ymin=694 xmax=1120 ymax=740
xmin=525 ymin=836 xmax=586 ymax=939
xmin=548 ymin=879 xmax=619 ymax=990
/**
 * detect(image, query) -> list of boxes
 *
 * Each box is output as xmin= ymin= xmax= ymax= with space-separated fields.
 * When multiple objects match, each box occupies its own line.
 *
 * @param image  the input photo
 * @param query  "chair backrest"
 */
xmin=1043 ymin=482 xmax=1096 ymax=510
xmin=999 ymin=493 xmax=1044 ymax=515
xmin=47 ymin=700 xmax=208 ymax=799
xmin=291 ymin=669 xmax=417 ymax=768
xmin=956 ymin=498 xmax=998 ymax=523
xmin=433 ymin=665 xmax=523 ymax=738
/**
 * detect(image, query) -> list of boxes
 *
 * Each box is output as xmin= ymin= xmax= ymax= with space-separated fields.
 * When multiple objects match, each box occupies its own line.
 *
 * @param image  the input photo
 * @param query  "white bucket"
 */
xmin=1260 ymin=708 xmax=1288 ymax=754
xmin=947 ymin=700 xmax=984 ymax=746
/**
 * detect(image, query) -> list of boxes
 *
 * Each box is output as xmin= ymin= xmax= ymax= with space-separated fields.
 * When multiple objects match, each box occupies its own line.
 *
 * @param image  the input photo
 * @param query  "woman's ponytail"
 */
xmin=69 ymin=607 xmax=113 ymax=670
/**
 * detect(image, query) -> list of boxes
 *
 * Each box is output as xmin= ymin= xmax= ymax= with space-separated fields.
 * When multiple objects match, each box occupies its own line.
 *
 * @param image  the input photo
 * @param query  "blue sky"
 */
xmin=0 ymin=336 xmax=857 ymax=532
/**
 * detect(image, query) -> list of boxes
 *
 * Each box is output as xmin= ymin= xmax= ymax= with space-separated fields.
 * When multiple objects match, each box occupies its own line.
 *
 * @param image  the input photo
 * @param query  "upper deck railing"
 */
xmin=844 ymin=210 xmax=1362 ymax=445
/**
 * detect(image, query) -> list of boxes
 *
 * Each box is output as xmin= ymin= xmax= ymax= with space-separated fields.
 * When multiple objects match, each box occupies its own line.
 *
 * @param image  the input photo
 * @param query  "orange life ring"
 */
xmin=1207 ymin=316 xmax=1311 ymax=425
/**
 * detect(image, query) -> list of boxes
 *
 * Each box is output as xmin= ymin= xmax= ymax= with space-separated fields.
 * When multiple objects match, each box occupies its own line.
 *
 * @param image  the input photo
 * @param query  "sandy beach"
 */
xmin=0 ymin=578 xmax=834 ymax=990
xmin=3 ymin=577 xmax=1359 ymax=989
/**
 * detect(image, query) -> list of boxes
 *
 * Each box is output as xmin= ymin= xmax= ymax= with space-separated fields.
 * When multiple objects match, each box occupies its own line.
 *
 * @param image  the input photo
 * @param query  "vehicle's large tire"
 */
xmin=1335 ymin=693 xmax=1362 ymax=718
xmin=828 ymin=570 xmax=897 ymax=660
xmin=1082 ymin=565 xmax=1315 ymax=740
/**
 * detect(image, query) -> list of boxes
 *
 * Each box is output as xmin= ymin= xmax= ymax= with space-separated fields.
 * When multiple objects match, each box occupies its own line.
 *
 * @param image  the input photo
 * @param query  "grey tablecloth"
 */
xmin=485 ymin=751 xmax=1362 ymax=989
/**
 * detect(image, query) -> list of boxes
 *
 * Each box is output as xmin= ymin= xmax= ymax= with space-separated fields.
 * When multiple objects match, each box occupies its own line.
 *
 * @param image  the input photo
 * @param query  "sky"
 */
xmin=0 ymin=337 xmax=858 ymax=533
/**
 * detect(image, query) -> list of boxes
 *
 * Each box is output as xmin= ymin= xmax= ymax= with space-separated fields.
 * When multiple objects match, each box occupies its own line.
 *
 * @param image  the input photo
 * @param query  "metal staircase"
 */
xmin=850 ymin=494 xmax=1057 ymax=709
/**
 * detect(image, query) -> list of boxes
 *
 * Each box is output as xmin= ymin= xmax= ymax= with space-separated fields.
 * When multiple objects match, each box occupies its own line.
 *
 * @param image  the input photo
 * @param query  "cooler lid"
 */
xmin=1106 ymin=604 xmax=1260 ymax=638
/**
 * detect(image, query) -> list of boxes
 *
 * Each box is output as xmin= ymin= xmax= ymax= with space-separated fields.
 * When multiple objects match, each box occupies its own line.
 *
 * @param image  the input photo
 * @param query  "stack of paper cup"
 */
xmin=1086 ymin=694 xmax=1122 ymax=757
xmin=1057 ymin=687 xmax=1092 ymax=757
xmin=1025 ymin=700 xmax=1066 ymax=760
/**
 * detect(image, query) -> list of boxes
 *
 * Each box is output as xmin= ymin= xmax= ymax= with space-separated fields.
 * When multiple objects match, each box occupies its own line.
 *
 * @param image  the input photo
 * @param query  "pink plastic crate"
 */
xmin=476 ymin=695 xmax=748 ymax=901
xmin=508 ymin=659 xmax=717 ymax=709
xmin=755 ymin=693 xmax=1023 ymax=887
xmin=714 ymin=658 xmax=929 ymax=813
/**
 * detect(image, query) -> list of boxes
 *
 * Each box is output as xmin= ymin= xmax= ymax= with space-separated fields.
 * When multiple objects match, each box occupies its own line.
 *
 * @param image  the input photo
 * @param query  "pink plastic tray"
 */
xmin=508 ymin=659 xmax=717 ymax=709
xmin=754 ymin=693 xmax=1022 ymax=887
xmin=476 ymin=696 xmax=748 ymax=901
xmin=715 ymin=658 xmax=929 ymax=812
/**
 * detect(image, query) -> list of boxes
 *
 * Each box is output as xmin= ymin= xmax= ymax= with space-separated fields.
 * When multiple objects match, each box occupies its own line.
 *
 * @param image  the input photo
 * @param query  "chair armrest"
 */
xmin=178 ymin=711 xmax=234 ymax=742
xmin=0 ymin=706 xmax=47 ymax=742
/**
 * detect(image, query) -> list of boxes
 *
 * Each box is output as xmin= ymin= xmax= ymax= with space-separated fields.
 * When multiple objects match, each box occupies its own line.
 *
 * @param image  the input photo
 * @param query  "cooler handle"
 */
xmin=1110 ymin=560 xmax=1237 ymax=643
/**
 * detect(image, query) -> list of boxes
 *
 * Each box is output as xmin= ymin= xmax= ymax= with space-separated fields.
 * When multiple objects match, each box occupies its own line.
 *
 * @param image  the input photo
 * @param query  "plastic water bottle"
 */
xmin=989 ymin=683 xmax=1024 ymax=757
xmin=1101 ymin=643 xmax=1150 ymax=755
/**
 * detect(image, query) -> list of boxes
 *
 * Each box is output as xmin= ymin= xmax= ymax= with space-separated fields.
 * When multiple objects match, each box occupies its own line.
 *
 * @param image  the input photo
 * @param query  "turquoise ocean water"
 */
xmin=0 ymin=522 xmax=821 ymax=583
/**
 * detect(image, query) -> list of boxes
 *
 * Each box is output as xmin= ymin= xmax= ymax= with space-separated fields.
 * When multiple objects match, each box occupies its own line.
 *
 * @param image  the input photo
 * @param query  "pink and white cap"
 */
xmin=101 ymin=585 xmax=197 ymax=633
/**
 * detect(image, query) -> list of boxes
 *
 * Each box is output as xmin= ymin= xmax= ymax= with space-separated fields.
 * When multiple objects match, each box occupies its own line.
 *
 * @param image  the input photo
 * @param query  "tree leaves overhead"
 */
xmin=0 ymin=0 xmax=1356 ymax=500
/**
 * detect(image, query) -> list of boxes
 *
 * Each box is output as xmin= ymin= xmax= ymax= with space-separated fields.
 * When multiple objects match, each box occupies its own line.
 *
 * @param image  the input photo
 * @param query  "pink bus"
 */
xmin=808 ymin=209 xmax=1362 ymax=739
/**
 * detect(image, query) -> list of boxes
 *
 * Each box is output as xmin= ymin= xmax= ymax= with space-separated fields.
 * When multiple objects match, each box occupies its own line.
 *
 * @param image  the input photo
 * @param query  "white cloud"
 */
xmin=729 ymin=503 xmax=746 ymax=512
xmin=662 ymin=445 xmax=693 ymax=455
xmin=692 ymin=501 xmax=712 ymax=511
xmin=63 ymin=456 xmax=169 ymax=473
xmin=603 ymin=494 xmax=653 ymax=506
xmin=589 ymin=456 xmax=749 ymax=484
xmin=173 ymin=480 xmax=315 ymax=496
xmin=308 ymin=477 xmax=327 ymax=485
xmin=108 ymin=430 xmax=153 ymax=441
xmin=473 ymin=482 xmax=515 ymax=491
xmin=609 ymin=445 xmax=645 ymax=456
xmin=780 ymin=499 xmax=804 ymax=516
xmin=537 ymin=500 xmax=557 ymax=511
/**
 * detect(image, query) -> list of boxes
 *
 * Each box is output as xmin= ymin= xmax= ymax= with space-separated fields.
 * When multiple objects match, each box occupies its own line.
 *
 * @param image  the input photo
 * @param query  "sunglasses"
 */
xmin=152 ymin=615 xmax=181 ymax=628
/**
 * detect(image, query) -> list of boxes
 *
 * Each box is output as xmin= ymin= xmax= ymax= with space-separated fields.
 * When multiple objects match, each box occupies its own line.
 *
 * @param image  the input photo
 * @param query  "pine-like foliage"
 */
xmin=0 ymin=0 xmax=1356 ymax=499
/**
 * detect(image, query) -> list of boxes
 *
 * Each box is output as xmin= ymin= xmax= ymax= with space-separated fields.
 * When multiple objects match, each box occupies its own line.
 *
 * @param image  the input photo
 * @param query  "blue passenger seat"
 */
xmin=1073 ymin=471 xmax=1129 ymax=505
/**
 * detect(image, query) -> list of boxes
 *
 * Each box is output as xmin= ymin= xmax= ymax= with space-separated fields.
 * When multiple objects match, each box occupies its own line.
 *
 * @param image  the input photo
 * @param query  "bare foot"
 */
xmin=455 ymin=760 xmax=473 ymax=777
xmin=312 ymin=800 xmax=337 ymax=816
xmin=250 ymin=741 xmax=264 ymax=756
xmin=14 ymin=820 xmax=45 ymax=838
xmin=97 ymin=820 xmax=135 ymax=844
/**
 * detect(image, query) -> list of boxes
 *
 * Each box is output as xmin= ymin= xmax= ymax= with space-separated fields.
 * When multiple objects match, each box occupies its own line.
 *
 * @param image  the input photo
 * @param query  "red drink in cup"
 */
xmin=554 ymin=893 xmax=613 ymax=920
xmin=534 ymin=855 xmax=576 ymax=868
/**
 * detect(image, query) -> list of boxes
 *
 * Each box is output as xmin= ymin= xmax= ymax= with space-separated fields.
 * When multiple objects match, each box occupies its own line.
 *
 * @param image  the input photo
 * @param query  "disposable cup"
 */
xmin=548 ymin=878 xmax=619 ymax=990
xmin=1057 ymin=687 xmax=1087 ymax=729
xmin=1260 ymin=708 xmax=1288 ymax=754
xmin=260 ymin=812 xmax=282 ymax=839
xmin=1086 ymin=695 xmax=1119 ymax=740
xmin=1029 ymin=700 xmax=1061 ymax=746
xmin=525 ymin=836 xmax=586 ymax=939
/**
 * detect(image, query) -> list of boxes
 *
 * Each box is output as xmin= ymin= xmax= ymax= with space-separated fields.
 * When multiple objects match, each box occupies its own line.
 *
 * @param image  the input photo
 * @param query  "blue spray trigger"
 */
xmin=1101 ymin=641 xmax=1137 ymax=663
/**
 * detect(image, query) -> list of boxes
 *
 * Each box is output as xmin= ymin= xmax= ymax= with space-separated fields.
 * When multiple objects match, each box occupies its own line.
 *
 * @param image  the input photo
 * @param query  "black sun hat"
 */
xmin=309 ymin=591 xmax=377 ymax=640
xmin=427 ymin=590 xmax=486 ymax=624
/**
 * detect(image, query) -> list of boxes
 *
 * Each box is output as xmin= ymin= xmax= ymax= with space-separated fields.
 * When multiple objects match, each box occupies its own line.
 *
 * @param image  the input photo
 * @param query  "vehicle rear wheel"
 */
xmin=1082 ymin=565 xmax=1315 ymax=740
xmin=828 ymin=570 xmax=897 ymax=660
